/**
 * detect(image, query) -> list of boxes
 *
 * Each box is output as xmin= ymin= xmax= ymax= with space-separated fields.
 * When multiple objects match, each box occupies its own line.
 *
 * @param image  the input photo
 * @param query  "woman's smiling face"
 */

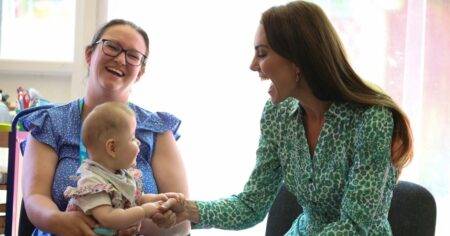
xmin=250 ymin=24 xmax=299 ymax=104
xmin=85 ymin=24 xmax=147 ymax=98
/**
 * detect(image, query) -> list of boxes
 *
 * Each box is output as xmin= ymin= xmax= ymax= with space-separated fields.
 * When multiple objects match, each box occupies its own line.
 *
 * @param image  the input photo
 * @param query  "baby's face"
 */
xmin=115 ymin=116 xmax=140 ymax=169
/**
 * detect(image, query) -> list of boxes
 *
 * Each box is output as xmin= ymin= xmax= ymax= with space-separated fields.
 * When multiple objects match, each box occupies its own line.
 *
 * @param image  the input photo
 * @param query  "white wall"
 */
xmin=0 ymin=74 xmax=72 ymax=104
xmin=0 ymin=0 xmax=107 ymax=105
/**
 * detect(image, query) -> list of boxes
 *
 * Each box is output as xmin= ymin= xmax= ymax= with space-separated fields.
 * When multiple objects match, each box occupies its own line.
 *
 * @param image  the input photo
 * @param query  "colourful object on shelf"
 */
xmin=0 ymin=123 xmax=11 ymax=132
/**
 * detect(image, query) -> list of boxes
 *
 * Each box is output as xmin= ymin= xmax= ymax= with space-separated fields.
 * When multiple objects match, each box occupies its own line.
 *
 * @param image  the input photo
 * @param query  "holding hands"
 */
xmin=160 ymin=192 xmax=186 ymax=215
xmin=140 ymin=193 xmax=186 ymax=228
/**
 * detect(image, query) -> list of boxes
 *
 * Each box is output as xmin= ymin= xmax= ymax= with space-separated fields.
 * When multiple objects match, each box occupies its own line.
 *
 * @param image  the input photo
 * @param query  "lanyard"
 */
xmin=77 ymin=99 xmax=117 ymax=236
xmin=78 ymin=99 xmax=131 ymax=164
xmin=78 ymin=99 xmax=89 ymax=164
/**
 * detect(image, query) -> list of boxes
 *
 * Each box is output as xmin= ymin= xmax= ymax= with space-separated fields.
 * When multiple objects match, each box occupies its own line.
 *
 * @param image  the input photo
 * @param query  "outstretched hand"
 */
xmin=138 ymin=193 xmax=169 ymax=205
xmin=149 ymin=193 xmax=186 ymax=228
xmin=160 ymin=192 xmax=186 ymax=214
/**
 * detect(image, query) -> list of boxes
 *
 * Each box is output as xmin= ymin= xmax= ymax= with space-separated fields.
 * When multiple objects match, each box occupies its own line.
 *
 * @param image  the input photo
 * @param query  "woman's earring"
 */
xmin=296 ymin=73 xmax=301 ymax=83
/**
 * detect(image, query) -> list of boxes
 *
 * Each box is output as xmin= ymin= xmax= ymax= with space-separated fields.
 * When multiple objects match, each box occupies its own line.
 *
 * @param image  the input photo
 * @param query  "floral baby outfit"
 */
xmin=64 ymin=159 xmax=143 ymax=214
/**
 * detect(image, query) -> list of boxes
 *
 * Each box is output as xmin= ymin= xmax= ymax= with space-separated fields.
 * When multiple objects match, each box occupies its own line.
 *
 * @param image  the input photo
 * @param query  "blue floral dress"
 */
xmin=194 ymin=98 xmax=397 ymax=235
xmin=20 ymin=99 xmax=181 ymax=235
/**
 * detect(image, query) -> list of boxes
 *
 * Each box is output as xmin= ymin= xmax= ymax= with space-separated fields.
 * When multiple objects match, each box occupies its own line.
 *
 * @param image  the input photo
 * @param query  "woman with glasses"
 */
xmin=21 ymin=19 xmax=190 ymax=236
xmin=158 ymin=1 xmax=413 ymax=235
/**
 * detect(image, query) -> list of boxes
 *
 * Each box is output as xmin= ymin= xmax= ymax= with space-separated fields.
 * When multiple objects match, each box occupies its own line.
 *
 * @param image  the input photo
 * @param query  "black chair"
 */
xmin=266 ymin=181 xmax=436 ymax=236
xmin=5 ymin=105 xmax=54 ymax=236
xmin=388 ymin=181 xmax=436 ymax=236
xmin=265 ymin=185 xmax=303 ymax=236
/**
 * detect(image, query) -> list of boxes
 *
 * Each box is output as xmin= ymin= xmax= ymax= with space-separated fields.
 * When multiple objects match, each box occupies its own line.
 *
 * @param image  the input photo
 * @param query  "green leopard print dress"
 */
xmin=194 ymin=98 xmax=397 ymax=235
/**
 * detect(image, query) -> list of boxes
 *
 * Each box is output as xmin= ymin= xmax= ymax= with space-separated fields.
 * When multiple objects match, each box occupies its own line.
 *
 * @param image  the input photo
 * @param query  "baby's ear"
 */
xmin=105 ymin=138 xmax=117 ymax=158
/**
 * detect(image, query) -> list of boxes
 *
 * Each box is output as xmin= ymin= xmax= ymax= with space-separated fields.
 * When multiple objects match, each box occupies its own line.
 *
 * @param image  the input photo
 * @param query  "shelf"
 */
xmin=0 ymin=132 xmax=8 ymax=148
xmin=0 ymin=215 xmax=4 ymax=233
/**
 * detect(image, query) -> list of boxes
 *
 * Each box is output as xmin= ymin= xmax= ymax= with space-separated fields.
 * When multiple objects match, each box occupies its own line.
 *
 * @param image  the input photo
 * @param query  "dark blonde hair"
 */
xmin=261 ymin=1 xmax=413 ymax=172
xmin=82 ymin=102 xmax=136 ymax=151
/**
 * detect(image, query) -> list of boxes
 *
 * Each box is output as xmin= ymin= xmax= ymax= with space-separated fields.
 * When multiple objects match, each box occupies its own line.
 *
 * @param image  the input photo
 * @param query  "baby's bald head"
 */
xmin=82 ymin=102 xmax=136 ymax=151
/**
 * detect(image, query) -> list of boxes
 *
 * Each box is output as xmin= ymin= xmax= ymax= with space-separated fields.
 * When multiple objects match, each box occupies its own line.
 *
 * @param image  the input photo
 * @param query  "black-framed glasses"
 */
xmin=95 ymin=39 xmax=147 ymax=66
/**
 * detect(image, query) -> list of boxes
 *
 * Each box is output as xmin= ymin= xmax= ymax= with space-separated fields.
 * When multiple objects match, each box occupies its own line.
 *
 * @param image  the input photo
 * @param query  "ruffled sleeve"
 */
xmin=154 ymin=112 xmax=181 ymax=140
xmin=64 ymin=173 xmax=115 ymax=214
xmin=130 ymin=104 xmax=181 ymax=140
xmin=19 ymin=108 xmax=58 ymax=151
xmin=64 ymin=182 xmax=115 ymax=199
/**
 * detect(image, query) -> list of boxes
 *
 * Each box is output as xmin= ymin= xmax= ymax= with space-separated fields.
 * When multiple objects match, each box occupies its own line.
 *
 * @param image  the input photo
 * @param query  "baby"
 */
xmin=64 ymin=102 xmax=169 ymax=235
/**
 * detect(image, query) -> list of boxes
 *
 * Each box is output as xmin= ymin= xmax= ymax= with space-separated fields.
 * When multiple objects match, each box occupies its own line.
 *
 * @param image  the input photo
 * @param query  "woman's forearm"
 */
xmin=22 ymin=136 xmax=62 ymax=232
xmin=24 ymin=194 xmax=64 ymax=232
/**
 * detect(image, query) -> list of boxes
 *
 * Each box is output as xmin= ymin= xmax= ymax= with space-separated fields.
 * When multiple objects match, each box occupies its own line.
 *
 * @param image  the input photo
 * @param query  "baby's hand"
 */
xmin=160 ymin=193 xmax=186 ymax=213
xmin=149 ymin=194 xmax=186 ymax=228
xmin=138 ymin=193 xmax=168 ymax=205
xmin=141 ymin=202 xmax=161 ymax=218
xmin=150 ymin=196 xmax=181 ymax=228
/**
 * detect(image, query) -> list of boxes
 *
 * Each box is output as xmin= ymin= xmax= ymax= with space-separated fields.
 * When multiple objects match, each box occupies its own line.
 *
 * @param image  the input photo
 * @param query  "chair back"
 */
xmin=389 ymin=181 xmax=436 ymax=236
xmin=5 ymin=105 xmax=54 ymax=236
xmin=265 ymin=181 xmax=436 ymax=236
xmin=265 ymin=185 xmax=302 ymax=236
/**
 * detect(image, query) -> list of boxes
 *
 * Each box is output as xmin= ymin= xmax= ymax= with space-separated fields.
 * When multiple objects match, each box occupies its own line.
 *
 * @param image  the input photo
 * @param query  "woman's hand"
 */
xmin=146 ymin=194 xmax=185 ymax=228
xmin=161 ymin=193 xmax=186 ymax=214
xmin=117 ymin=222 xmax=141 ymax=236
xmin=53 ymin=211 xmax=97 ymax=236
xmin=149 ymin=192 xmax=192 ymax=227
xmin=149 ymin=131 xmax=191 ymax=234
xmin=160 ymin=193 xmax=200 ymax=224
xmin=57 ymin=210 xmax=141 ymax=236
xmin=151 ymin=209 xmax=177 ymax=228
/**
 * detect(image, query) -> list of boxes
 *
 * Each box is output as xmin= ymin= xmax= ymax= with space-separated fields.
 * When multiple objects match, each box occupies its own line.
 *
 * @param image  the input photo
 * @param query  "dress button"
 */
xmin=309 ymin=181 xmax=315 ymax=191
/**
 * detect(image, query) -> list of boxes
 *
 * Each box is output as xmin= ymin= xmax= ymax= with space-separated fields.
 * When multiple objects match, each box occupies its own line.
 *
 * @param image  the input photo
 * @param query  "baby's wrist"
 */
xmin=141 ymin=203 xmax=157 ymax=218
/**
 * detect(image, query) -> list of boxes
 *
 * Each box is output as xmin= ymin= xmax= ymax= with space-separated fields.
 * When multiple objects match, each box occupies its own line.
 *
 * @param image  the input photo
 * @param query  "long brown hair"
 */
xmin=261 ymin=1 xmax=413 ymax=173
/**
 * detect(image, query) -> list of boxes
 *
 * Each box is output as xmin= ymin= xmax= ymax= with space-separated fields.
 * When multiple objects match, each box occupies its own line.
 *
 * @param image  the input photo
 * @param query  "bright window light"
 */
xmin=0 ymin=0 xmax=75 ymax=61
xmin=108 ymin=1 xmax=450 ymax=235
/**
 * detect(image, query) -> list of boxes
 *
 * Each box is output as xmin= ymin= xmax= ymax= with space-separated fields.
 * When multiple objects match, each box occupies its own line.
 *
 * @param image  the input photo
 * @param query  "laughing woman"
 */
xmin=21 ymin=19 xmax=190 ymax=236
xmin=161 ymin=1 xmax=413 ymax=235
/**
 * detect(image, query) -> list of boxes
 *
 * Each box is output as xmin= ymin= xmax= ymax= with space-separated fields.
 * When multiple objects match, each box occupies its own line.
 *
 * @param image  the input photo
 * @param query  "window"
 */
xmin=326 ymin=2 xmax=450 ymax=235
xmin=108 ymin=0 xmax=449 ymax=235
xmin=0 ymin=0 xmax=75 ymax=61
